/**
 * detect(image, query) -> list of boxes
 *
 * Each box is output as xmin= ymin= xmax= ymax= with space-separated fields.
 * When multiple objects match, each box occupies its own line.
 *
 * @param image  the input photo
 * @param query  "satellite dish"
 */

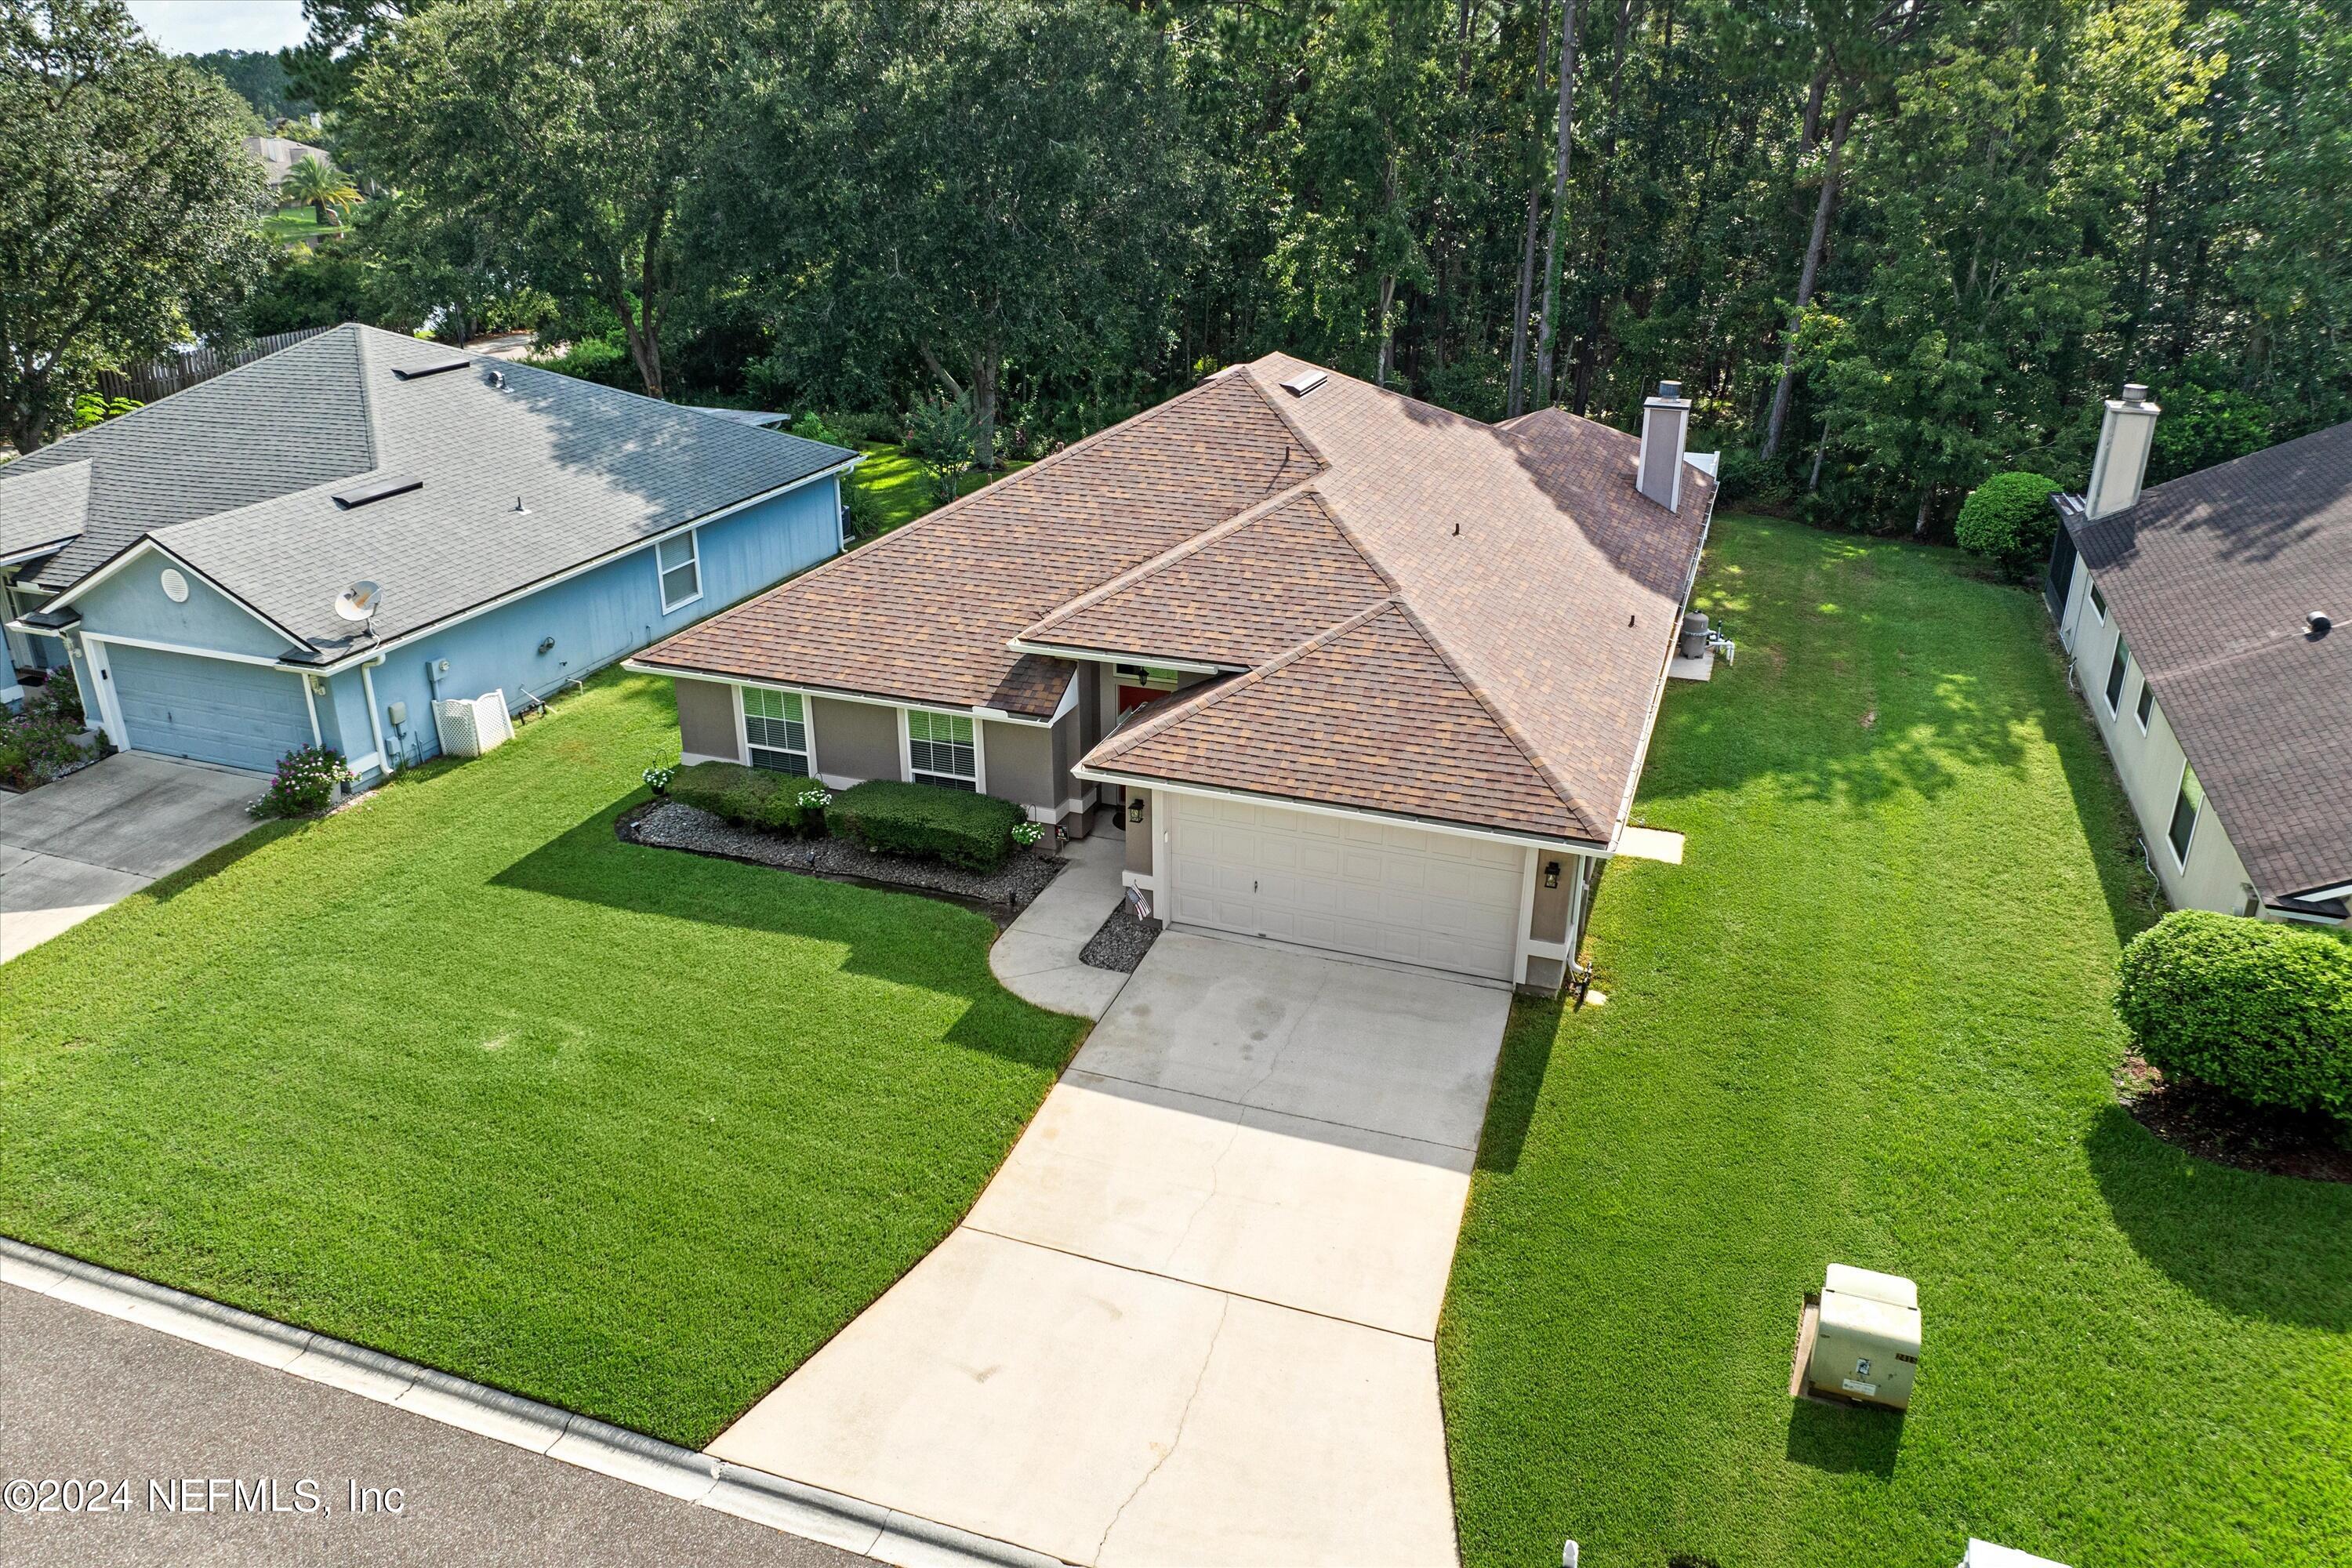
xmin=334 ymin=579 xmax=384 ymax=624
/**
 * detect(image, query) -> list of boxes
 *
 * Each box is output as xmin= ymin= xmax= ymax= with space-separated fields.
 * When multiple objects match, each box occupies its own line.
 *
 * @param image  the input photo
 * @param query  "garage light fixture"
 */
xmin=1127 ymin=796 xmax=1146 ymax=826
xmin=1544 ymin=859 xmax=1560 ymax=889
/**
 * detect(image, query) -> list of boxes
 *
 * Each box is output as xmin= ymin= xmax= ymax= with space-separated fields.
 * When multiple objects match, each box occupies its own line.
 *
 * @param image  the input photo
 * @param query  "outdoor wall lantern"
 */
xmin=1544 ymin=859 xmax=1561 ymax=889
xmin=1128 ymin=795 xmax=1147 ymax=826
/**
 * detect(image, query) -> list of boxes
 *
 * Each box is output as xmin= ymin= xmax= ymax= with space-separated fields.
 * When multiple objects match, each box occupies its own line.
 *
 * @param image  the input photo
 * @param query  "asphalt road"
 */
xmin=0 ymin=1285 xmax=867 ymax=1568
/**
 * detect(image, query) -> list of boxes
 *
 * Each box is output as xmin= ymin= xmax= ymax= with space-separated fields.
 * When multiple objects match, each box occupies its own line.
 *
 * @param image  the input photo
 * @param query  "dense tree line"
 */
xmin=9 ymin=0 xmax=2347 ymax=532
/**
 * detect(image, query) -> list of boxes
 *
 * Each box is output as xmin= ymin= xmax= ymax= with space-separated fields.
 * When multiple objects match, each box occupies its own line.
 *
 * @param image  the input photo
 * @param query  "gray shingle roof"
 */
xmin=2063 ymin=419 xmax=2352 ymax=900
xmin=0 ymin=459 xmax=91 ymax=563
xmin=10 ymin=325 xmax=854 ymax=657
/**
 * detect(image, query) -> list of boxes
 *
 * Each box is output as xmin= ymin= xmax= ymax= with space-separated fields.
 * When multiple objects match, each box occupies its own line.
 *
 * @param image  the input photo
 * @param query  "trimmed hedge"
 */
xmin=826 ymin=779 xmax=1022 ymax=873
xmin=2115 ymin=909 xmax=2352 ymax=1118
xmin=667 ymin=760 xmax=831 ymax=837
xmin=1955 ymin=470 xmax=2063 ymax=579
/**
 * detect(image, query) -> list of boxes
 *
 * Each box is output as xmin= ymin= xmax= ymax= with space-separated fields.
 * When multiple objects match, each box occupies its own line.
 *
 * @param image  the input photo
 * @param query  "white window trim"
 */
xmin=738 ymin=683 xmax=813 ymax=775
xmin=902 ymin=705 xmax=985 ymax=793
xmin=2103 ymin=639 xmax=2129 ymax=717
xmin=2133 ymin=676 xmax=2153 ymax=735
xmin=2168 ymin=760 xmax=2201 ymax=869
xmin=657 ymin=528 xmax=703 ymax=614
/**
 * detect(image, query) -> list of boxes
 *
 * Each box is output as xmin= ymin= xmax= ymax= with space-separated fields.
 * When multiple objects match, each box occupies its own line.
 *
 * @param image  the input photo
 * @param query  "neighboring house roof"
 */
xmin=2062 ymin=419 xmax=2352 ymax=900
xmin=641 ymin=354 xmax=1714 ymax=846
xmin=4 ymin=324 xmax=855 ymax=660
xmin=245 ymin=136 xmax=329 ymax=186
xmin=0 ymin=459 xmax=91 ymax=566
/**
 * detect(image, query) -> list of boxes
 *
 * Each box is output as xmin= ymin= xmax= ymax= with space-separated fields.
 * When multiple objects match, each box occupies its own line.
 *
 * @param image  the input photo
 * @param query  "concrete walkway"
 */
xmin=985 ymin=829 xmax=1129 ymax=1019
xmin=712 ymin=933 xmax=1512 ymax=1566
xmin=0 ymin=752 xmax=263 ymax=961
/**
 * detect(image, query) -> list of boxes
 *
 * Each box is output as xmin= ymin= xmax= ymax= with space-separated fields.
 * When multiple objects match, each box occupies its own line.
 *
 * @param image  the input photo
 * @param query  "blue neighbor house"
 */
xmin=0 ymin=325 xmax=855 ymax=781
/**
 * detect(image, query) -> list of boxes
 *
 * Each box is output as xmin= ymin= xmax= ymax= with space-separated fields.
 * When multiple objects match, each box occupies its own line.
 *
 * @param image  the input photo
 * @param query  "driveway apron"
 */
xmin=711 ymin=931 xmax=1511 ymax=1566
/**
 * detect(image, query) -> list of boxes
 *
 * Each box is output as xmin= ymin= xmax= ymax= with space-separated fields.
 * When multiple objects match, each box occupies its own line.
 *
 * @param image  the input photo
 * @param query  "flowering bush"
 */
xmin=249 ymin=745 xmax=353 ymax=818
xmin=644 ymin=763 xmax=676 ymax=794
xmin=0 ymin=677 xmax=92 ymax=789
xmin=1010 ymin=821 xmax=1046 ymax=845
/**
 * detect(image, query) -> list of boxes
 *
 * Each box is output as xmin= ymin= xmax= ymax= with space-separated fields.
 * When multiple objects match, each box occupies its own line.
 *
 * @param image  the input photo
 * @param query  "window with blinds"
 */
xmin=743 ymin=688 xmax=808 ymax=775
xmin=906 ymin=709 xmax=976 ymax=789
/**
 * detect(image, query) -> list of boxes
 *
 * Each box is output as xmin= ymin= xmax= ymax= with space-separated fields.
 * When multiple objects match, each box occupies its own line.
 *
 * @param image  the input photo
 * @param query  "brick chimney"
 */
xmin=2085 ymin=383 xmax=2161 ymax=520
xmin=1638 ymin=381 xmax=1693 ymax=512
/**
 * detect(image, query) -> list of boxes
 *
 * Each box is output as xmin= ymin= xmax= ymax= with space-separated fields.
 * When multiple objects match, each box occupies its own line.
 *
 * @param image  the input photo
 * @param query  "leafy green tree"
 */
xmin=279 ymin=0 xmax=410 ymax=112
xmin=0 ymin=0 xmax=267 ymax=452
xmin=187 ymin=46 xmax=312 ymax=121
xmin=1955 ymin=470 xmax=2062 ymax=579
xmin=346 ymin=0 xmax=732 ymax=399
xmin=904 ymin=394 xmax=978 ymax=505
xmin=781 ymin=0 xmax=1195 ymax=464
xmin=279 ymin=154 xmax=361 ymax=227
xmin=239 ymin=241 xmax=373 ymax=335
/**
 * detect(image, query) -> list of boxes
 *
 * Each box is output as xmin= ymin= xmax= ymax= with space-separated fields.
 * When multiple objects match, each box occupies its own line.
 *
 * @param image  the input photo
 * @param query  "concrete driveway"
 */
xmin=711 ymin=932 xmax=1512 ymax=1566
xmin=0 ymin=752 xmax=263 ymax=961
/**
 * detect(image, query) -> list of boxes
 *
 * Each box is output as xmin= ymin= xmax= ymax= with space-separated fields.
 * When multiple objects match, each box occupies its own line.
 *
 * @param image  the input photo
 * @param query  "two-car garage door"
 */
xmin=1163 ymin=793 xmax=1526 ymax=982
xmin=103 ymin=642 xmax=312 ymax=775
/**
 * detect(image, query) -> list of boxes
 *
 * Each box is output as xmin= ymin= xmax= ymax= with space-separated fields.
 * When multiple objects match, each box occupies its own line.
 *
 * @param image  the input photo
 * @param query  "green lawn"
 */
xmin=0 ymin=672 xmax=1083 ymax=1445
xmin=1440 ymin=516 xmax=2352 ymax=1567
xmin=850 ymin=443 xmax=1028 ymax=535
xmin=262 ymin=205 xmax=340 ymax=245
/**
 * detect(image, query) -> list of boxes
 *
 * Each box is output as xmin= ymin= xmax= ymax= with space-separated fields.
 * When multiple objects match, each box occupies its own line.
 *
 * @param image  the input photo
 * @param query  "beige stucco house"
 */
xmin=2048 ymin=388 xmax=2350 ymax=925
xmin=629 ymin=356 xmax=1719 ymax=993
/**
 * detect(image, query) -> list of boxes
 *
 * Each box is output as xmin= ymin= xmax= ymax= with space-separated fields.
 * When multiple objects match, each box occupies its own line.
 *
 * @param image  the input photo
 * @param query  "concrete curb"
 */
xmin=0 ymin=1235 xmax=1073 ymax=1568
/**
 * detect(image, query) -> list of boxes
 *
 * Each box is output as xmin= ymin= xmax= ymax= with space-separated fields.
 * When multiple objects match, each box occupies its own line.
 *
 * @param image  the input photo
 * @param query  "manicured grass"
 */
xmin=1440 ymin=517 xmax=2352 ymax=1567
xmin=262 ymin=205 xmax=339 ymax=245
xmin=851 ymin=443 xmax=1028 ymax=535
xmin=0 ymin=671 xmax=1083 ymax=1445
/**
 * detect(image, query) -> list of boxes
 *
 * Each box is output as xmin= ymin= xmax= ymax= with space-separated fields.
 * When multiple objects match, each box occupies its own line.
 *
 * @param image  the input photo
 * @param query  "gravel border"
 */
xmin=1078 ymin=900 xmax=1163 ymax=972
xmin=622 ymin=800 xmax=1063 ymax=917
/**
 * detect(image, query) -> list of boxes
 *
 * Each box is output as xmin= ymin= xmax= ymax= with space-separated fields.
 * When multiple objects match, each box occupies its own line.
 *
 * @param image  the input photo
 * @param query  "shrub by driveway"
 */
xmin=0 ymin=671 xmax=1084 ymax=1446
xmin=1440 ymin=517 xmax=2352 ymax=1567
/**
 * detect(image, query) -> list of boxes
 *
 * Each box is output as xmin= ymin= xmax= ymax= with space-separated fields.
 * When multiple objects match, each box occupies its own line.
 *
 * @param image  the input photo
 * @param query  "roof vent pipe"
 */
xmin=2085 ymin=382 xmax=2161 ymax=521
xmin=1638 ymin=380 xmax=1693 ymax=512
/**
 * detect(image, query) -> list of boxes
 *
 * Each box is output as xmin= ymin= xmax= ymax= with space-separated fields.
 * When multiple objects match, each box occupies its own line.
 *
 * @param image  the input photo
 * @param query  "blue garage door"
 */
xmin=105 ymin=642 xmax=312 ymax=774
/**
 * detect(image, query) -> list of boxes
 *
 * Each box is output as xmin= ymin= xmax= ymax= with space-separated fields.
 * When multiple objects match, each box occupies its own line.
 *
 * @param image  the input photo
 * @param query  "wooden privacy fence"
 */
xmin=96 ymin=325 xmax=332 ymax=405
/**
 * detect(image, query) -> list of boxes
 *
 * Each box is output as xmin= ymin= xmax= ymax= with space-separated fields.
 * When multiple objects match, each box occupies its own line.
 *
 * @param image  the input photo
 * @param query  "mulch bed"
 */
xmin=2118 ymin=1052 xmax=2352 ymax=1184
xmin=620 ymin=799 xmax=1063 ymax=920
xmin=1079 ymin=900 xmax=1162 ymax=973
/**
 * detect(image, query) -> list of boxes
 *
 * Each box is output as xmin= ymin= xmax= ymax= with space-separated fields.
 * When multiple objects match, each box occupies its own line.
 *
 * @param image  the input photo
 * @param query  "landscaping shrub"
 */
xmin=2115 ymin=909 xmax=2352 ymax=1119
xmin=249 ymin=745 xmax=353 ymax=818
xmin=826 ymin=779 xmax=1022 ymax=873
xmin=666 ymin=760 xmax=830 ymax=837
xmin=0 ymin=680 xmax=92 ymax=789
xmin=1955 ymin=470 xmax=2063 ymax=579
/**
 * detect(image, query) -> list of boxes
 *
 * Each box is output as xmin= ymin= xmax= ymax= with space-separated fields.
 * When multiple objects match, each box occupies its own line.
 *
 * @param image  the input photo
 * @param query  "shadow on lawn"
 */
xmin=1785 ymin=1396 xmax=1904 ymax=1479
xmin=2087 ymin=1105 xmax=2352 ymax=1330
xmin=1475 ymin=996 xmax=1560 ymax=1175
xmin=488 ymin=795 xmax=1078 ymax=1072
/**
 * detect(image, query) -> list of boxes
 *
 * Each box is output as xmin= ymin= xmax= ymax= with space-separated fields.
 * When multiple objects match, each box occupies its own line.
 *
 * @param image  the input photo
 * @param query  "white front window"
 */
xmin=906 ymin=709 xmax=977 ymax=790
xmin=742 ymin=687 xmax=808 ymax=775
xmin=657 ymin=530 xmax=702 ymax=612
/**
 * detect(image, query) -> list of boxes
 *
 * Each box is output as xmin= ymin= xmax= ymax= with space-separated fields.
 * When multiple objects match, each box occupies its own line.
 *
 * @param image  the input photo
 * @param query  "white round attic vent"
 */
xmin=158 ymin=568 xmax=189 ymax=603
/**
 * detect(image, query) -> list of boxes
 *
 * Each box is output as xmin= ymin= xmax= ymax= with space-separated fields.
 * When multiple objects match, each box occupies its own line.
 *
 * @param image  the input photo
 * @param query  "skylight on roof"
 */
xmin=392 ymin=356 xmax=474 ymax=380
xmin=332 ymin=474 xmax=423 ymax=509
xmin=1279 ymin=369 xmax=1329 ymax=398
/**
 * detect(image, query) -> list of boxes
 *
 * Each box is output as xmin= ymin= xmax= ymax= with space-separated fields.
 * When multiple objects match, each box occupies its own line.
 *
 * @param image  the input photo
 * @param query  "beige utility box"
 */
xmin=1806 ymin=1264 xmax=1921 ymax=1410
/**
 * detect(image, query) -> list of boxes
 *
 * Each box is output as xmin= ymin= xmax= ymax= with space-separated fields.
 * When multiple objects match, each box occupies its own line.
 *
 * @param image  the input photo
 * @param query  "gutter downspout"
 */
xmin=360 ymin=655 xmax=389 ymax=778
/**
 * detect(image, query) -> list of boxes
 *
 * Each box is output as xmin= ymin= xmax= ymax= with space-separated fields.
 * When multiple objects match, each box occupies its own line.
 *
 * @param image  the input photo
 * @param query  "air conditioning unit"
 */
xmin=1805 ymin=1263 xmax=1921 ymax=1410
xmin=1958 ymin=1541 xmax=2070 ymax=1568
xmin=431 ymin=689 xmax=515 ymax=758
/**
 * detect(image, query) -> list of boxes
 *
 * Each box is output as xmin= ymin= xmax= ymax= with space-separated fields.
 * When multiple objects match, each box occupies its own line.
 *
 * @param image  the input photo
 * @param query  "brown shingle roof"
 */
xmin=1022 ymin=488 xmax=1392 ymax=667
xmin=1090 ymin=600 xmax=1596 ymax=839
xmin=637 ymin=369 xmax=1321 ymax=715
xmin=643 ymin=355 xmax=1712 ymax=840
xmin=2063 ymin=419 xmax=2352 ymax=900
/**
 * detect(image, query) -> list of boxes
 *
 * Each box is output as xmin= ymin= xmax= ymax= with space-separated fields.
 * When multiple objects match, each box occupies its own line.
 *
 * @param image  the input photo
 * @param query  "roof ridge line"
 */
xmin=1303 ymin=488 xmax=1402 ymax=593
xmin=1385 ymin=597 xmax=1606 ymax=840
xmin=1233 ymin=361 xmax=1334 ymax=477
xmin=1089 ymin=597 xmax=1396 ymax=764
xmin=1020 ymin=478 xmax=1329 ymax=640
xmin=350 ymin=321 xmax=383 ymax=472
xmin=804 ymin=368 xmax=1286 ymax=578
